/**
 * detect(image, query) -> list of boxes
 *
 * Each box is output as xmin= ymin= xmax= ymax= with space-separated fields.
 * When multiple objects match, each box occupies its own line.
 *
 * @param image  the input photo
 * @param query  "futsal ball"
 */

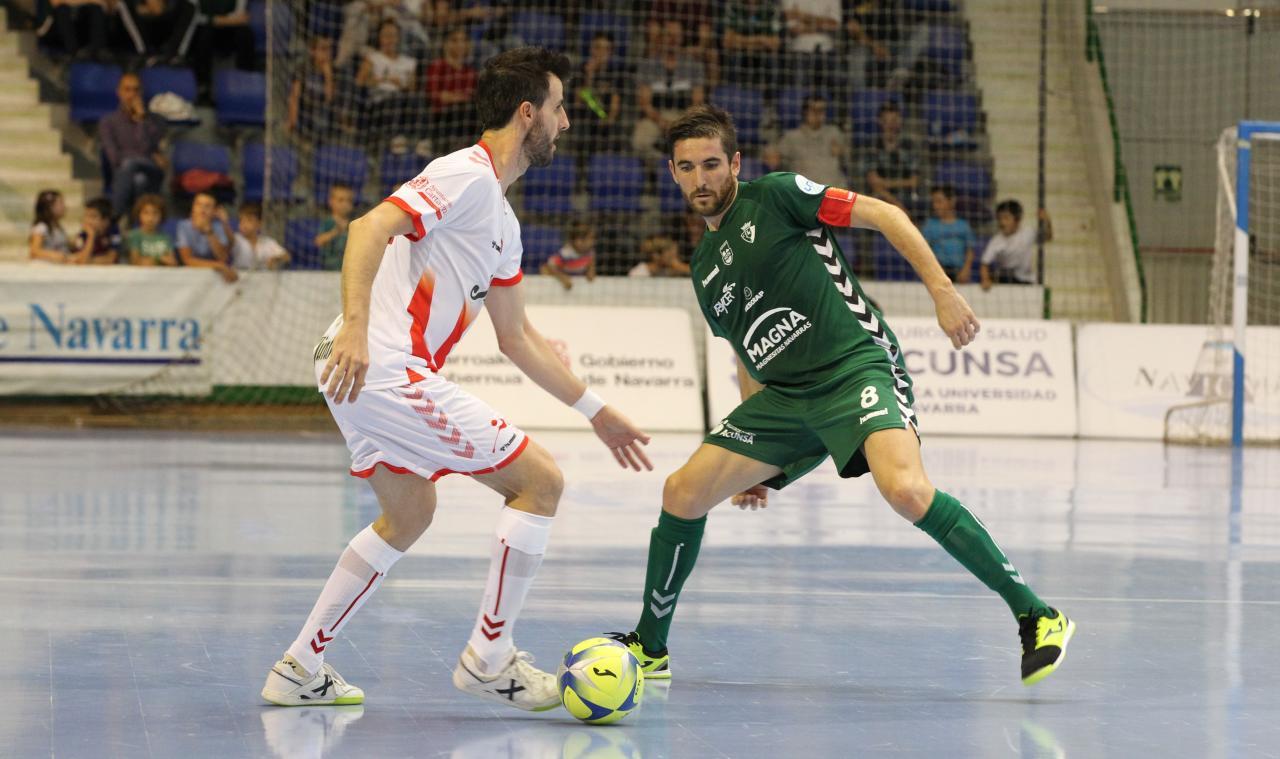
xmin=557 ymin=637 xmax=644 ymax=725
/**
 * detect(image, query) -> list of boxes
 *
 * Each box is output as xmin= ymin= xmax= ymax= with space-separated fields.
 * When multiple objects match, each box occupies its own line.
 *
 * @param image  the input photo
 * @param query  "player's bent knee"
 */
xmin=880 ymin=479 xmax=933 ymax=522
xmin=516 ymin=458 xmax=564 ymax=516
xmin=662 ymin=471 xmax=709 ymax=519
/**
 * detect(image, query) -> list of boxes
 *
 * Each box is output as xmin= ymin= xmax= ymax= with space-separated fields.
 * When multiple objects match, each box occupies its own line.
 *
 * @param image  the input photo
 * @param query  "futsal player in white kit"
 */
xmin=261 ymin=47 xmax=653 ymax=712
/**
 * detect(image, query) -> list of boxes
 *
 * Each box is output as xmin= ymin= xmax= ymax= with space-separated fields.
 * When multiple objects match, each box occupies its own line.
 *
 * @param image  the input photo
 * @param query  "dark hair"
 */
xmin=566 ymin=219 xmax=592 ymax=240
xmin=132 ymin=193 xmax=165 ymax=223
xmin=878 ymin=100 xmax=901 ymax=116
xmin=930 ymin=185 xmax=956 ymax=200
xmin=475 ymin=46 xmax=572 ymax=132
xmin=378 ymin=19 xmax=399 ymax=36
xmin=33 ymin=189 xmax=62 ymax=229
xmin=86 ymin=197 xmax=113 ymax=219
xmin=590 ymin=31 xmax=614 ymax=45
xmin=329 ymin=182 xmax=354 ymax=194
xmin=995 ymin=199 xmax=1023 ymax=220
xmin=666 ymin=104 xmax=739 ymax=159
xmin=804 ymin=95 xmax=828 ymax=110
xmin=238 ymin=201 xmax=263 ymax=219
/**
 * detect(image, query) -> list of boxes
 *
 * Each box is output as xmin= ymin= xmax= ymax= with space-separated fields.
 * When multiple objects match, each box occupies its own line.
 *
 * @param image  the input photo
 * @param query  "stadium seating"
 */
xmin=656 ymin=159 xmax=686 ymax=214
xmin=578 ymin=12 xmax=631 ymax=60
xmin=514 ymin=11 xmax=566 ymax=51
xmin=588 ymin=153 xmax=644 ymax=213
xmin=214 ymin=69 xmax=266 ymax=127
xmin=312 ymin=144 xmax=367 ymax=206
xmin=172 ymin=141 xmax=232 ymax=176
xmin=519 ymin=224 xmax=564 ymax=271
xmin=925 ymin=91 xmax=980 ymax=149
xmin=849 ymin=89 xmax=901 ymax=144
xmin=242 ymin=143 xmax=299 ymax=203
xmin=776 ymin=88 xmax=837 ymax=132
xmin=926 ymin=24 xmax=969 ymax=78
xmin=380 ymin=152 xmax=426 ymax=198
xmin=522 ymin=156 xmax=575 ymax=215
xmin=738 ymin=156 xmax=766 ymax=181
xmin=710 ymin=85 xmax=765 ymax=146
xmin=284 ymin=218 xmax=324 ymax=269
xmin=932 ymin=160 xmax=993 ymax=201
xmin=69 ymin=62 xmax=121 ymax=123
xmin=873 ymin=234 xmax=918 ymax=281
xmin=139 ymin=66 xmax=199 ymax=125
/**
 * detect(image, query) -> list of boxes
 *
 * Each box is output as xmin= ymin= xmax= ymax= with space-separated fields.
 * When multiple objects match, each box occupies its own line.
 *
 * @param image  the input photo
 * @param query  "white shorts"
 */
xmin=322 ymin=369 xmax=529 ymax=481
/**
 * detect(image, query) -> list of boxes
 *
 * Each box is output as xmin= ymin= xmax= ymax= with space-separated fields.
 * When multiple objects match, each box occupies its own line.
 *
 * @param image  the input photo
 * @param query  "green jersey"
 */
xmin=691 ymin=172 xmax=908 ymax=390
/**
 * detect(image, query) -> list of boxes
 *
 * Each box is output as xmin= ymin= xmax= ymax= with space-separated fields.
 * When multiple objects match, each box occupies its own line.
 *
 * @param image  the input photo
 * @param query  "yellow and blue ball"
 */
xmin=557 ymin=637 xmax=644 ymax=725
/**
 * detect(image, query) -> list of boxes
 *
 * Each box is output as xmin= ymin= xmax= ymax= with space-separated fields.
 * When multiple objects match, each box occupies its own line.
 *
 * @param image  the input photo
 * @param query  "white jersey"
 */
xmin=319 ymin=142 xmax=524 ymax=390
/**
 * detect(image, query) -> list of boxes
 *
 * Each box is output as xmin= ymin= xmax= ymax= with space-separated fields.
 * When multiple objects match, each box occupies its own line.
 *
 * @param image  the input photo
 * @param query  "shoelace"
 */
xmin=320 ymin=663 xmax=350 ymax=687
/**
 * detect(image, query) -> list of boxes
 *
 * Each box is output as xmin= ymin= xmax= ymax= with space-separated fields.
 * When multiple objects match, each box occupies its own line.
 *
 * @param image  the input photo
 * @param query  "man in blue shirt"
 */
xmin=921 ymin=185 xmax=976 ymax=282
xmin=176 ymin=192 xmax=238 ymax=282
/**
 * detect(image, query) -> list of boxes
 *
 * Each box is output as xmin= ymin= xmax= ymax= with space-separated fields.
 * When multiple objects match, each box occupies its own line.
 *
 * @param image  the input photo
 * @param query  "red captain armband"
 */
xmin=817 ymin=188 xmax=858 ymax=227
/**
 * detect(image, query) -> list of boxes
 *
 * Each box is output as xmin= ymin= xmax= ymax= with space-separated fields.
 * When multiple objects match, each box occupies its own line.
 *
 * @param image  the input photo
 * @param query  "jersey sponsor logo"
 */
xmin=859 ymin=408 xmax=889 ymax=424
xmin=405 ymin=178 xmax=454 ymax=217
xmin=491 ymin=239 xmax=504 ymax=254
xmin=743 ymin=287 xmax=765 ymax=312
xmin=794 ymin=174 xmax=825 ymax=195
xmin=710 ymin=420 xmax=755 ymax=445
xmin=740 ymin=221 xmax=756 ymax=243
xmin=700 ymin=265 xmax=720 ymax=286
xmin=469 ymin=284 xmax=490 ymax=300
xmin=742 ymin=307 xmax=812 ymax=369
xmin=712 ymin=282 xmax=736 ymax=317
xmin=719 ymin=240 xmax=734 ymax=266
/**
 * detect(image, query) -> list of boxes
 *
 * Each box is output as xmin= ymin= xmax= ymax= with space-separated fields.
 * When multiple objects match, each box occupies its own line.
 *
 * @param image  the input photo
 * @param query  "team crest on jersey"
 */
xmin=794 ymin=175 xmax=825 ymax=195
xmin=740 ymin=221 xmax=756 ymax=244
xmin=719 ymin=240 xmax=734 ymax=266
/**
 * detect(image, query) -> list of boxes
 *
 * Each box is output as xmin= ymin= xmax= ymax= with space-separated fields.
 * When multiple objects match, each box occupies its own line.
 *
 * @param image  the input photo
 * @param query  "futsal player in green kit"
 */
xmin=609 ymin=105 xmax=1075 ymax=686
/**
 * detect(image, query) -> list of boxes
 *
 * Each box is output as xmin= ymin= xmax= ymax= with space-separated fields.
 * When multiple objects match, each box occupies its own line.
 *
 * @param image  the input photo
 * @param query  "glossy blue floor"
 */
xmin=1 ymin=429 xmax=1277 ymax=758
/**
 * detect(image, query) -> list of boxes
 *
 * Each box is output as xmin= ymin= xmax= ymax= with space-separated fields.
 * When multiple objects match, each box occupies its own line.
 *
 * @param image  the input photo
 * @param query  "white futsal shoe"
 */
xmin=261 ymin=654 xmax=365 ymax=706
xmin=451 ymin=645 xmax=560 ymax=712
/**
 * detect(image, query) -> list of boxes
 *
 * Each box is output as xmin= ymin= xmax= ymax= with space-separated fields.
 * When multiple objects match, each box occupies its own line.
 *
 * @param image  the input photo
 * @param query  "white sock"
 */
xmin=466 ymin=507 xmax=554 ymax=675
xmin=286 ymin=525 xmax=404 ymax=675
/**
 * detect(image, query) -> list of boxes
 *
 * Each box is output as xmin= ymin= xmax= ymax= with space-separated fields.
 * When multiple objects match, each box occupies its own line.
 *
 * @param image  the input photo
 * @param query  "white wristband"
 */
xmin=572 ymin=389 xmax=606 ymax=420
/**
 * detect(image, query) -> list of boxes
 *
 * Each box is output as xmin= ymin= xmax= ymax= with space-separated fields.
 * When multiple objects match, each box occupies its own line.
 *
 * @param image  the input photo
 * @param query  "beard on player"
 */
xmin=684 ymin=172 xmax=737 ymax=218
xmin=523 ymin=119 xmax=556 ymax=168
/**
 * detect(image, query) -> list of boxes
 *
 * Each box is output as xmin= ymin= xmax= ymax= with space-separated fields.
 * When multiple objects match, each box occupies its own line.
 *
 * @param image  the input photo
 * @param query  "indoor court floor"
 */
xmin=1 ymin=428 xmax=1277 ymax=758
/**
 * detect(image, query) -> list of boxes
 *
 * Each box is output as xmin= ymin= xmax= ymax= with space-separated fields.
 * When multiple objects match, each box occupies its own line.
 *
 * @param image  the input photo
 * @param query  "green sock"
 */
xmin=914 ymin=490 xmax=1050 ymax=618
xmin=634 ymin=510 xmax=706 ymax=653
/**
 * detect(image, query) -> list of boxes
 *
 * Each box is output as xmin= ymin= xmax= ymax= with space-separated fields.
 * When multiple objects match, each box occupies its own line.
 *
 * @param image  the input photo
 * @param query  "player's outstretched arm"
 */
xmin=486 ymin=282 xmax=653 ymax=471
xmin=321 ymin=201 xmax=418 ymax=404
xmin=849 ymin=193 xmax=981 ymax=349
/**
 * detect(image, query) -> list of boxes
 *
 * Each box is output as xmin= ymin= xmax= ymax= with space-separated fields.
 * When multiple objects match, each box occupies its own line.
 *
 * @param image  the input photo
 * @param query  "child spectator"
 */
xmin=629 ymin=235 xmax=690 ymax=278
xmin=541 ymin=221 xmax=597 ymax=291
xmin=315 ymin=183 xmax=355 ymax=271
xmin=177 ymin=192 xmax=238 ymax=282
xmin=72 ymin=197 xmax=122 ymax=265
xmin=28 ymin=189 xmax=79 ymax=264
xmin=127 ymin=194 xmax=177 ymax=266
xmin=232 ymin=202 xmax=291 ymax=270
xmin=980 ymin=200 xmax=1053 ymax=290
xmin=921 ymin=185 xmax=976 ymax=283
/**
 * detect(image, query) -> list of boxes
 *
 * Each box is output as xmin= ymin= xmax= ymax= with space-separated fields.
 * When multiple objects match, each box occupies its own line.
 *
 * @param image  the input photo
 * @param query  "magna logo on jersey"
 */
xmin=742 ymin=307 xmax=812 ymax=369
xmin=719 ymin=241 xmax=734 ymax=266
xmin=712 ymin=282 xmax=736 ymax=317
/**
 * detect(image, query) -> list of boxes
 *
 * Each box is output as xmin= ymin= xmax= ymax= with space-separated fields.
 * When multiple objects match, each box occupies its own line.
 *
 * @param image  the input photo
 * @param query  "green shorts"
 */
xmin=705 ymin=366 xmax=918 ymax=491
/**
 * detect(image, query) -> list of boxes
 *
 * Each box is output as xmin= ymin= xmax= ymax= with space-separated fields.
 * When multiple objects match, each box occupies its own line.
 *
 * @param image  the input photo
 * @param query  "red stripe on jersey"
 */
xmin=406 ymin=368 xmax=427 ymax=383
xmin=429 ymin=436 xmax=529 ymax=481
xmin=477 ymin=141 xmax=500 ymax=180
xmin=386 ymin=195 xmax=425 ymax=241
xmin=818 ymin=188 xmax=858 ymax=227
xmin=432 ymin=304 xmax=473 ymax=369
xmin=417 ymin=190 xmax=444 ymax=220
xmin=350 ymin=461 xmax=414 ymax=478
xmin=407 ymin=273 xmax=437 ymax=370
xmin=490 ymin=271 xmax=523 ymax=287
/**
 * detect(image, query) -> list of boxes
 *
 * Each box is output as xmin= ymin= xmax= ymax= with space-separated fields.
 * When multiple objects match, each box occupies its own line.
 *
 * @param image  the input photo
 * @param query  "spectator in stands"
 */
xmin=629 ymin=235 xmax=690 ymax=278
xmin=28 ymin=189 xmax=80 ymax=264
xmin=571 ymin=32 xmax=627 ymax=153
xmin=122 ymin=0 xmax=196 ymax=66
xmin=632 ymin=20 xmax=706 ymax=159
xmin=188 ymin=0 xmax=257 ymax=92
xmin=287 ymin=36 xmax=338 ymax=142
xmin=177 ymin=192 xmax=238 ymax=282
xmin=844 ymin=0 xmax=931 ymax=91
xmin=336 ymin=0 xmax=433 ymax=69
xmin=763 ymin=95 xmax=847 ymax=188
xmin=232 ymin=202 xmax=291 ymax=270
xmin=425 ymin=25 xmax=478 ymax=155
xmin=99 ymin=73 xmax=167 ymax=225
xmin=127 ymin=194 xmax=177 ymax=266
xmin=921 ymin=185 xmax=976 ymax=283
xmin=646 ymin=0 xmax=718 ymax=85
xmin=980 ymin=200 xmax=1052 ymax=290
xmin=720 ymin=0 xmax=784 ymax=93
xmin=862 ymin=100 xmax=921 ymax=214
xmin=671 ymin=210 xmax=707 ymax=259
xmin=72 ymin=197 xmax=121 ymax=265
xmin=781 ymin=0 xmax=841 ymax=90
xmin=541 ymin=221 xmax=597 ymax=291
xmin=315 ymin=183 xmax=355 ymax=271
xmin=357 ymin=20 xmax=422 ymax=149
xmin=47 ymin=0 xmax=110 ymax=61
